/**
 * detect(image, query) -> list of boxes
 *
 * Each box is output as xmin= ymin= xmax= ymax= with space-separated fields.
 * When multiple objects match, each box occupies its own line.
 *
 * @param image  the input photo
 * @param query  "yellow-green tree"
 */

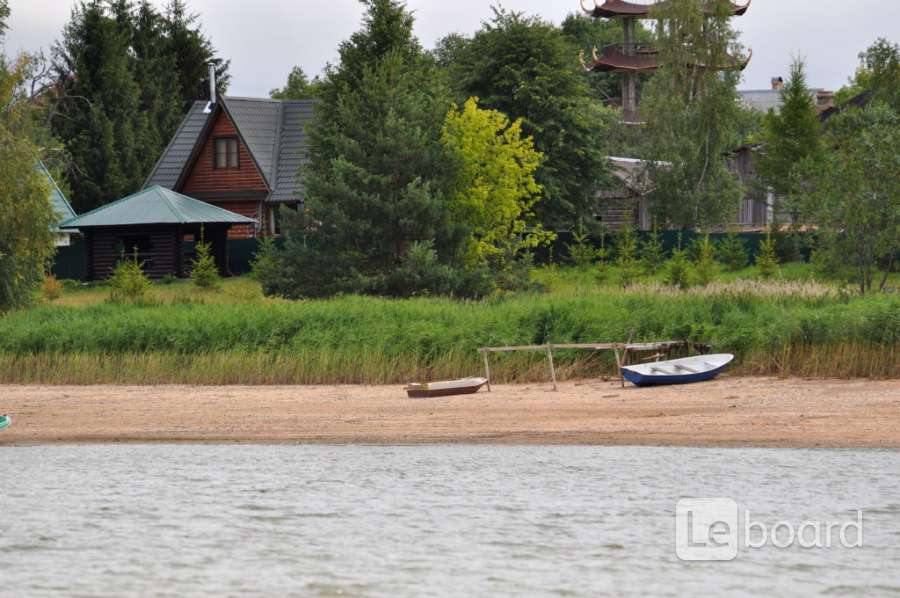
xmin=0 ymin=53 xmax=56 ymax=312
xmin=442 ymin=97 xmax=550 ymax=265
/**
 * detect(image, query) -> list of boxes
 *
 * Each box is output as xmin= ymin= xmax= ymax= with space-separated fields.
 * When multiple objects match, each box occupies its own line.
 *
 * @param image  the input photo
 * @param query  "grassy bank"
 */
xmin=2 ymin=273 xmax=898 ymax=384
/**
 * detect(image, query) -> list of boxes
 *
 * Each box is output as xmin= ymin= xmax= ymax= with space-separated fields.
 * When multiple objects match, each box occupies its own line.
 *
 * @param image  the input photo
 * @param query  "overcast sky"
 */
xmin=6 ymin=0 xmax=899 ymax=98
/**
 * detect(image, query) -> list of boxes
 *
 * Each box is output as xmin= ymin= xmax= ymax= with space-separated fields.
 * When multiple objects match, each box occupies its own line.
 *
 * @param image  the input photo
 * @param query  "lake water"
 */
xmin=1 ymin=445 xmax=899 ymax=597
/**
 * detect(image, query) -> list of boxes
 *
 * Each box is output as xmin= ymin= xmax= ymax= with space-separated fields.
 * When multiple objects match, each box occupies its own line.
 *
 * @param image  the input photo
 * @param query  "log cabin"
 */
xmin=144 ymin=92 xmax=317 ymax=240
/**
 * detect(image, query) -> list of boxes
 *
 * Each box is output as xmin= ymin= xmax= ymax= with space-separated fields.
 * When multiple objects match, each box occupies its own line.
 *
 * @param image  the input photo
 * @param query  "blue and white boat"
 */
xmin=621 ymin=354 xmax=734 ymax=387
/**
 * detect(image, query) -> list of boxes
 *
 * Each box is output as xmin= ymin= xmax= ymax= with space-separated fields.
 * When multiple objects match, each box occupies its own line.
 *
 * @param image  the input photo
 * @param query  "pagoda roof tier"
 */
xmin=579 ymin=45 xmax=661 ymax=73
xmin=581 ymin=0 xmax=751 ymax=19
xmin=580 ymin=44 xmax=752 ymax=73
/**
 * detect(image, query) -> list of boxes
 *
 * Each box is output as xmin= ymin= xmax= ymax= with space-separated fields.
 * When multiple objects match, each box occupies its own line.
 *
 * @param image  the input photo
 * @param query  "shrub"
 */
xmin=756 ymin=232 xmax=780 ymax=279
xmin=641 ymin=227 xmax=666 ymax=275
xmin=665 ymin=247 xmax=693 ymax=290
xmin=109 ymin=253 xmax=151 ymax=303
xmin=717 ymin=230 xmax=749 ymax=271
xmin=565 ymin=230 xmax=598 ymax=269
xmin=41 ymin=275 xmax=63 ymax=301
xmin=191 ymin=239 xmax=220 ymax=290
xmin=379 ymin=241 xmax=494 ymax=299
xmin=693 ymin=234 xmax=719 ymax=287
xmin=615 ymin=227 xmax=640 ymax=288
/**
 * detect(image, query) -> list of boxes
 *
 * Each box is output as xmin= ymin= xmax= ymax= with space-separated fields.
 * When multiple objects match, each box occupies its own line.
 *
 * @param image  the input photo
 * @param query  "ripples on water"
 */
xmin=1 ymin=446 xmax=899 ymax=597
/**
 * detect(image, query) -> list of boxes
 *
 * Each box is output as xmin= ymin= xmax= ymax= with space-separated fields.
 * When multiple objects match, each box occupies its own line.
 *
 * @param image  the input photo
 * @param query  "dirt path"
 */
xmin=1 ymin=377 xmax=899 ymax=448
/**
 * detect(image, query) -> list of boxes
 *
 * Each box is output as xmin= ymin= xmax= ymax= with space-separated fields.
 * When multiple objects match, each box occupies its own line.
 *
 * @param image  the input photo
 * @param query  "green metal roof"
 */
xmin=60 ymin=186 xmax=257 ymax=229
xmin=37 ymin=162 xmax=77 ymax=231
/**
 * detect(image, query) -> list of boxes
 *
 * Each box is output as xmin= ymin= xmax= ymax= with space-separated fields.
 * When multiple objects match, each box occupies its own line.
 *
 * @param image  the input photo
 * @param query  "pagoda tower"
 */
xmin=579 ymin=0 xmax=752 ymax=122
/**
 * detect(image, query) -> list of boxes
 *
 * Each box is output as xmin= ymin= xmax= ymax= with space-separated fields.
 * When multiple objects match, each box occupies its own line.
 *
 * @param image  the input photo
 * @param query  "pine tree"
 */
xmin=0 ymin=1 xmax=9 ymax=39
xmin=191 ymin=234 xmax=219 ymax=290
xmin=263 ymin=0 xmax=474 ymax=298
xmin=164 ymin=0 xmax=230 ymax=111
xmin=641 ymin=226 xmax=665 ymax=275
xmin=50 ymin=1 xmax=149 ymax=212
xmin=755 ymin=232 xmax=780 ymax=279
xmin=718 ymin=229 xmax=749 ymax=271
xmin=47 ymin=1 xmax=230 ymax=211
xmin=664 ymin=234 xmax=693 ymax=290
xmin=693 ymin=234 xmax=719 ymax=286
xmin=615 ymin=227 xmax=640 ymax=288
xmin=757 ymin=58 xmax=823 ymax=201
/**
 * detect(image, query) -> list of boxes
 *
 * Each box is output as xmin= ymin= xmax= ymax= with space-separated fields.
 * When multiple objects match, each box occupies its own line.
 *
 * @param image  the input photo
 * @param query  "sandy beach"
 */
xmin=1 ymin=377 xmax=899 ymax=448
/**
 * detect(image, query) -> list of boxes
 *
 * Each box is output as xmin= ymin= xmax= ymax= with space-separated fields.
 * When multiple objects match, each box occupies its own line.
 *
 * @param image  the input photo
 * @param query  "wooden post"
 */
xmin=614 ymin=348 xmax=625 ymax=388
xmin=481 ymin=350 xmax=492 ymax=392
xmin=546 ymin=345 xmax=558 ymax=392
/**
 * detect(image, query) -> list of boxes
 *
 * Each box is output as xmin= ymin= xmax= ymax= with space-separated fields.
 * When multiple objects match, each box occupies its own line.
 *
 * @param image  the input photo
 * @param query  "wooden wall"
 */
xmin=86 ymin=227 xmax=180 ymax=280
xmin=182 ymin=110 xmax=268 ymax=196
xmin=180 ymin=109 xmax=267 ymax=240
xmin=86 ymin=225 xmax=233 ymax=280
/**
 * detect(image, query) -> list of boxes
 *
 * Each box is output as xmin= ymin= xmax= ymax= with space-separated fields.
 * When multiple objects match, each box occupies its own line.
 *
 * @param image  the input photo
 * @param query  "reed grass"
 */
xmin=2 ymin=275 xmax=898 ymax=384
xmin=0 ymin=343 xmax=894 ymax=385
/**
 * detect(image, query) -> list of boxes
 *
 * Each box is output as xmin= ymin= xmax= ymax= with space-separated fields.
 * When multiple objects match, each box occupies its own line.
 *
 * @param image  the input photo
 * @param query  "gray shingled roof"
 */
xmin=143 ymin=97 xmax=316 ymax=204
xmin=271 ymin=101 xmax=315 ymax=203
xmin=145 ymin=101 xmax=211 ymax=189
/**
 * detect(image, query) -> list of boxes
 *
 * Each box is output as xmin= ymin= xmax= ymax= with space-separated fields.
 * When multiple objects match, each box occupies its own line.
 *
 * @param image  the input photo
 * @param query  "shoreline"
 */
xmin=2 ymin=377 xmax=899 ymax=448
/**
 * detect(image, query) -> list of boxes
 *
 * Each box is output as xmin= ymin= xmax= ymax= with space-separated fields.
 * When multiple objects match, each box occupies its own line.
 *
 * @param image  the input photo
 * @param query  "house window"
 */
xmin=214 ymin=137 xmax=239 ymax=169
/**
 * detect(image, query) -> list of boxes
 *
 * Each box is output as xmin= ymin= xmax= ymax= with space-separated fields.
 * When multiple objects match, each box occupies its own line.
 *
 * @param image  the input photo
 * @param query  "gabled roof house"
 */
xmin=144 ymin=95 xmax=317 ymax=239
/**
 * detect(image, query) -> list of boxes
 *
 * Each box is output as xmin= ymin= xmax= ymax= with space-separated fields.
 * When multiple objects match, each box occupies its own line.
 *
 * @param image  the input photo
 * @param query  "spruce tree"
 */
xmin=164 ymin=0 xmax=230 ymax=111
xmin=265 ymin=0 xmax=471 ymax=298
xmin=51 ymin=1 xmax=150 ymax=212
xmin=47 ymin=1 xmax=229 ymax=211
xmin=757 ymin=58 xmax=823 ymax=200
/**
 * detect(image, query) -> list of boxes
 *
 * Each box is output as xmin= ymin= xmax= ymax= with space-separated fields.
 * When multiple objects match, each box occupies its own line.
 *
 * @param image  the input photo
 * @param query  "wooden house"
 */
xmin=144 ymin=95 xmax=317 ymax=239
xmin=59 ymin=186 xmax=255 ymax=280
xmin=596 ymin=157 xmax=661 ymax=231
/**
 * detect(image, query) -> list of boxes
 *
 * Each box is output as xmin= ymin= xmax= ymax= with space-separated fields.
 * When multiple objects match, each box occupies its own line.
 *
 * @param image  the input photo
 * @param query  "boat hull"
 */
xmin=622 ymin=365 xmax=727 ymax=387
xmin=406 ymin=378 xmax=488 ymax=399
xmin=621 ymin=354 xmax=734 ymax=387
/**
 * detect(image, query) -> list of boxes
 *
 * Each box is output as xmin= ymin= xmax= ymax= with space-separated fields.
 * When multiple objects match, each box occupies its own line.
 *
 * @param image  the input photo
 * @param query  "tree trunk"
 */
xmin=879 ymin=254 xmax=895 ymax=292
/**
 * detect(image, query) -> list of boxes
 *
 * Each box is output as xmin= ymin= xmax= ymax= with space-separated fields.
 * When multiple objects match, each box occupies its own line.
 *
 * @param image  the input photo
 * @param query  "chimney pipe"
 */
xmin=209 ymin=64 xmax=217 ymax=104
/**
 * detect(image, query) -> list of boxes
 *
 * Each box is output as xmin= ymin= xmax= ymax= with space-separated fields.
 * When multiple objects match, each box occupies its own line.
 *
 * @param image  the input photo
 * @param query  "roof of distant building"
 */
xmin=738 ymin=88 xmax=824 ymax=114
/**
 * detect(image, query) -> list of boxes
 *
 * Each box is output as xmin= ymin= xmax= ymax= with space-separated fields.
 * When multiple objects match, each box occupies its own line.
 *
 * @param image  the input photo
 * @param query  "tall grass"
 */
xmin=2 ymin=283 xmax=898 ymax=384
